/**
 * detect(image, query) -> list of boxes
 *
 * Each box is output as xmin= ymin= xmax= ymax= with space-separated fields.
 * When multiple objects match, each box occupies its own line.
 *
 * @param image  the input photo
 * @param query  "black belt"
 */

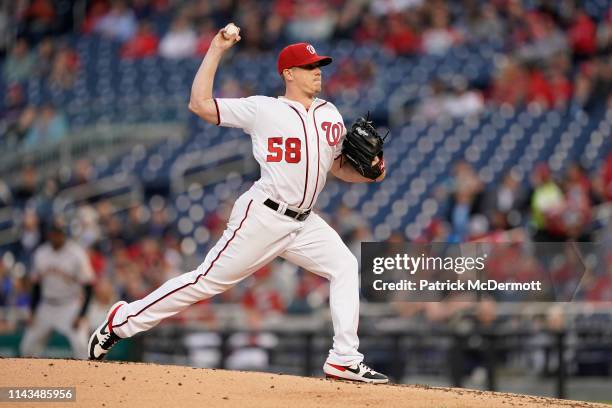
xmin=264 ymin=199 xmax=311 ymax=221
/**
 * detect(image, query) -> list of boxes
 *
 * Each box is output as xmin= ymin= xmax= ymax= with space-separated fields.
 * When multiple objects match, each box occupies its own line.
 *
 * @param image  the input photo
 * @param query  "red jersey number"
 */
xmin=266 ymin=137 xmax=301 ymax=163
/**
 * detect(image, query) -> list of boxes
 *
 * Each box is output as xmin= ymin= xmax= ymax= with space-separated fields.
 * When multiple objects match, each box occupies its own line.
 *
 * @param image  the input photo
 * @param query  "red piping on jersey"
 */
xmin=288 ymin=106 xmax=309 ymax=209
xmin=308 ymin=101 xmax=328 ymax=208
xmin=113 ymin=200 xmax=253 ymax=329
xmin=213 ymin=98 xmax=221 ymax=126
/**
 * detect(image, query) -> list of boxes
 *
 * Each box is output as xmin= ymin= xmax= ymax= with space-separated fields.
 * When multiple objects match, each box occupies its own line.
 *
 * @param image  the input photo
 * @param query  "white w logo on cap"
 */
xmin=306 ymin=45 xmax=316 ymax=54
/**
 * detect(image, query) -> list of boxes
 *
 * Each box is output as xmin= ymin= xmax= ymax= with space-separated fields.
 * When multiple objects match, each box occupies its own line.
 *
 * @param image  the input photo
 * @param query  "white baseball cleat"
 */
xmin=324 ymin=361 xmax=389 ymax=384
xmin=88 ymin=301 xmax=127 ymax=360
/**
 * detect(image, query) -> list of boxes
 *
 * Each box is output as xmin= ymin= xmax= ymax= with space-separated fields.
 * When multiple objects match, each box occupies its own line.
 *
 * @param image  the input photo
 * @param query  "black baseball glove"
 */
xmin=342 ymin=115 xmax=387 ymax=180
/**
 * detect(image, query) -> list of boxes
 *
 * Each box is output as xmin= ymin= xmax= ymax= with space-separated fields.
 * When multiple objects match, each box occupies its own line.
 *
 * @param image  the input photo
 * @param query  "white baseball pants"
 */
xmin=111 ymin=186 xmax=363 ymax=366
xmin=20 ymin=299 xmax=89 ymax=359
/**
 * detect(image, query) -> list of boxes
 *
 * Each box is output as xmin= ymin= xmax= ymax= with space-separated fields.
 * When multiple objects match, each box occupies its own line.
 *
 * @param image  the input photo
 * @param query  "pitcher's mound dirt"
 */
xmin=0 ymin=358 xmax=607 ymax=407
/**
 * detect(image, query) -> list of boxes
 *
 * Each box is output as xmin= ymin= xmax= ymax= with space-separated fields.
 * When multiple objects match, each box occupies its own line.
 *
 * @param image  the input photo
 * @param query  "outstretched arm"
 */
xmin=331 ymin=155 xmax=386 ymax=183
xmin=188 ymin=24 xmax=241 ymax=124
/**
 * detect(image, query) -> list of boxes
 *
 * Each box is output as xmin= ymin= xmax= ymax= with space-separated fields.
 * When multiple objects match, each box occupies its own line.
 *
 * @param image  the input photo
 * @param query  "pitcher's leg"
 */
xmin=281 ymin=213 xmax=363 ymax=366
xmin=111 ymin=197 xmax=293 ymax=339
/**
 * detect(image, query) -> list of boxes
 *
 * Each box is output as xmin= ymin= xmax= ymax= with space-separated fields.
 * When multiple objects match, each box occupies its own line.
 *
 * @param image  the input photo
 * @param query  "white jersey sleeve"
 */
xmin=215 ymin=96 xmax=259 ymax=133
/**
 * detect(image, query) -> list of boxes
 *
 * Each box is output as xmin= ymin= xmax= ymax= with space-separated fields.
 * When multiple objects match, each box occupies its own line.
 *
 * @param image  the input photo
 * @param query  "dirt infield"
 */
xmin=0 ymin=358 xmax=608 ymax=407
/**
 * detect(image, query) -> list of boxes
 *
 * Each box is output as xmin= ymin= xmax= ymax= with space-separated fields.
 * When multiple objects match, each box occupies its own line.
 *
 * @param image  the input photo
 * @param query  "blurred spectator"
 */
xmin=422 ymin=4 xmax=462 ymax=55
xmin=2 ymin=38 xmax=36 ymax=83
xmin=416 ymin=78 xmax=483 ymax=120
xmin=23 ymin=104 xmax=69 ymax=149
xmin=240 ymin=265 xmax=284 ymax=328
xmin=415 ymin=78 xmax=448 ymax=120
xmin=30 ymin=178 xmax=58 ymax=222
xmin=148 ymin=205 xmax=170 ymax=239
xmin=12 ymin=166 xmax=39 ymax=208
xmin=334 ymin=204 xmax=368 ymax=238
xmin=286 ymin=2 xmax=336 ymax=42
xmin=195 ymin=19 xmax=218 ymax=55
xmin=62 ymin=159 xmax=95 ymax=189
xmin=286 ymin=271 xmax=328 ymax=315
xmin=87 ymin=244 xmax=107 ymax=279
xmin=120 ymin=21 xmax=159 ymax=59
xmin=49 ymin=44 xmax=79 ymax=89
xmin=333 ymin=0 xmax=364 ymax=40
xmin=465 ymin=3 xmax=504 ymax=42
xmin=547 ymin=66 xmax=573 ymax=109
xmin=159 ymin=14 xmax=197 ymax=59
xmin=82 ymin=0 xmax=111 ymax=34
xmin=74 ymin=205 xmax=101 ymax=249
xmin=574 ymin=57 xmax=612 ymax=111
xmin=325 ymin=58 xmax=375 ymax=97
xmin=490 ymin=57 xmax=528 ymax=106
xmin=95 ymin=201 xmax=123 ymax=253
xmin=162 ymin=232 xmax=183 ymax=279
xmin=138 ymin=237 xmax=167 ymax=287
xmin=34 ymin=37 xmax=54 ymax=78
xmin=568 ymin=8 xmax=597 ymax=61
xmin=123 ymin=204 xmax=149 ymax=245
xmin=93 ymin=0 xmax=137 ymax=42
xmin=530 ymin=163 xmax=565 ymax=241
xmin=383 ymin=13 xmax=420 ymax=55
xmin=20 ymin=0 xmax=55 ymax=41
xmin=354 ymin=13 xmax=382 ymax=44
xmin=1 ymin=84 xmax=26 ymax=124
xmin=480 ymin=170 xmax=528 ymax=230
xmin=235 ymin=3 xmax=265 ymax=52
xmin=517 ymin=12 xmax=567 ymax=63
xmin=561 ymin=163 xmax=592 ymax=240
xmin=525 ymin=66 xmax=554 ymax=108
xmin=0 ymin=85 xmax=29 ymax=150
xmin=263 ymin=9 xmax=285 ymax=49
xmin=442 ymin=78 xmax=484 ymax=118
xmin=443 ymin=160 xmax=484 ymax=242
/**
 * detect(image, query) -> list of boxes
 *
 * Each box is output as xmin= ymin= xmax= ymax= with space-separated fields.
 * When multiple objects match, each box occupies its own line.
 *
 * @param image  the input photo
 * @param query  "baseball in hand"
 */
xmin=222 ymin=23 xmax=239 ymax=40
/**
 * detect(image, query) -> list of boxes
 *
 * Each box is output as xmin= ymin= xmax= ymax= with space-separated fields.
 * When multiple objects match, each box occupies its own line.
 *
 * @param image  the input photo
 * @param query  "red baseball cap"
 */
xmin=277 ymin=43 xmax=332 ymax=76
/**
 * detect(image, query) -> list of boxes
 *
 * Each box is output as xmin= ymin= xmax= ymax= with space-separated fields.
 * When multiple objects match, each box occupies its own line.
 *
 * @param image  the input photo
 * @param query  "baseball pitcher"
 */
xmin=89 ymin=23 xmax=388 ymax=383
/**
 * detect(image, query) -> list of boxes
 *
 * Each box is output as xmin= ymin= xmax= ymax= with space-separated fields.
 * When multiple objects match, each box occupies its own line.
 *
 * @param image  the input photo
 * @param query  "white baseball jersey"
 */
xmin=214 ymin=96 xmax=345 ymax=209
xmin=110 ymin=94 xmax=365 ymax=367
xmin=31 ymin=240 xmax=94 ymax=301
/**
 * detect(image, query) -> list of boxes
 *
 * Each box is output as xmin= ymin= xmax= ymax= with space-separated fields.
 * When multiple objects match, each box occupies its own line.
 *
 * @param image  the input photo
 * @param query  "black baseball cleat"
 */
xmin=88 ymin=301 xmax=127 ymax=360
xmin=323 ymin=361 xmax=389 ymax=384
